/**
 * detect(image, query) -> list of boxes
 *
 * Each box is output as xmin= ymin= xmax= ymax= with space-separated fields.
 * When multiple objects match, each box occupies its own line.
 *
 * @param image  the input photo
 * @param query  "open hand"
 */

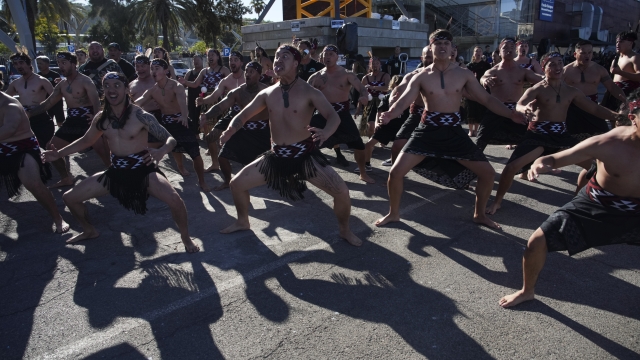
xmin=307 ymin=125 xmax=327 ymax=146
xmin=42 ymin=144 xmax=61 ymax=163
xmin=145 ymin=147 xmax=165 ymax=165
xmin=528 ymin=162 xmax=561 ymax=181
xmin=179 ymin=116 xmax=188 ymax=127
xmin=483 ymin=76 xmax=498 ymax=88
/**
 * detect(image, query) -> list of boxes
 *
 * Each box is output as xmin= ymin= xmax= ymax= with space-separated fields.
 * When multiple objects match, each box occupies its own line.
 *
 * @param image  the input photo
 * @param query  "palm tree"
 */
xmin=1 ymin=0 xmax=72 ymax=50
xmin=129 ymin=0 xmax=195 ymax=52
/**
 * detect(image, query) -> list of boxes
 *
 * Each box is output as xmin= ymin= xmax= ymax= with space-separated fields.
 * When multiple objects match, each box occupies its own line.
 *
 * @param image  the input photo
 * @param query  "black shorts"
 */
xmin=29 ymin=113 xmax=55 ymax=148
xmin=395 ymin=112 xmax=422 ymax=140
xmin=310 ymin=110 xmax=365 ymax=150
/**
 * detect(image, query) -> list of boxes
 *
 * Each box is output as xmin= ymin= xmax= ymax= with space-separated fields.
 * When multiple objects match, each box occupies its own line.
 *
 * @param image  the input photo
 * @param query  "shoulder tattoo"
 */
xmin=136 ymin=109 xmax=170 ymax=142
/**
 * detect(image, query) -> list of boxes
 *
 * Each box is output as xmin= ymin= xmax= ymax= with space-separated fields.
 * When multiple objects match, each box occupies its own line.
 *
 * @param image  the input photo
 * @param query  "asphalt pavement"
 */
xmin=1 ymin=126 xmax=639 ymax=359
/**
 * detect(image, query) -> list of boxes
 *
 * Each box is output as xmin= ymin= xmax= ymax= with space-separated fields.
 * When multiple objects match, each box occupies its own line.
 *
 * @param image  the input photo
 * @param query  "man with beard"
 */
xmin=78 ymin=42 xmax=123 ymax=97
xmin=477 ymin=38 xmax=544 ymax=152
xmin=36 ymin=55 xmax=65 ymax=127
xmin=6 ymin=52 xmax=55 ymax=150
xmin=134 ymin=59 xmax=210 ymax=191
xmin=499 ymin=92 xmax=640 ymax=308
xmin=196 ymin=51 xmax=245 ymax=172
xmin=514 ymin=40 xmax=543 ymax=74
xmin=564 ymin=39 xmax=627 ymax=140
xmin=107 ymin=43 xmax=136 ymax=81
xmin=377 ymin=30 xmax=527 ymax=229
xmin=199 ymin=61 xmax=269 ymax=190
xmin=486 ymin=53 xmax=618 ymax=215
xmin=297 ymin=40 xmax=324 ymax=81
xmin=27 ymin=52 xmax=106 ymax=187
xmin=384 ymin=46 xmax=433 ymax=166
xmin=218 ymin=44 xmax=362 ymax=246
xmin=307 ymin=45 xmax=373 ymax=183
xmin=42 ymin=72 xmax=200 ymax=252
xmin=0 ymin=82 xmax=69 ymax=234
xmin=602 ymin=31 xmax=640 ymax=111
xmin=129 ymin=55 xmax=163 ymax=146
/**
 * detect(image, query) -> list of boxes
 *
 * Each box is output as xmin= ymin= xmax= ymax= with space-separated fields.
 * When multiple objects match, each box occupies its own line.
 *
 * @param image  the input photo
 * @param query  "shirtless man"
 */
xmin=514 ymin=40 xmax=543 ymax=74
xmin=196 ymin=51 xmax=245 ymax=172
xmin=129 ymin=55 xmax=163 ymax=146
xmin=27 ymin=52 xmax=106 ymax=187
xmin=477 ymin=38 xmax=544 ymax=151
xmin=0 ymin=88 xmax=69 ymax=233
xmin=386 ymin=46 xmax=433 ymax=165
xmin=199 ymin=61 xmax=269 ymax=190
xmin=218 ymin=44 xmax=362 ymax=246
xmin=152 ymin=47 xmax=176 ymax=79
xmin=307 ymin=44 xmax=373 ymax=183
xmin=486 ymin=53 xmax=619 ymax=215
xmin=376 ymin=29 xmax=527 ymax=229
xmin=499 ymin=95 xmax=640 ymax=308
xmin=134 ymin=59 xmax=210 ymax=191
xmin=41 ymin=72 xmax=200 ymax=252
xmin=6 ymin=52 xmax=55 ymax=150
xmin=254 ymin=45 xmax=274 ymax=84
xmin=603 ymin=31 xmax=640 ymax=111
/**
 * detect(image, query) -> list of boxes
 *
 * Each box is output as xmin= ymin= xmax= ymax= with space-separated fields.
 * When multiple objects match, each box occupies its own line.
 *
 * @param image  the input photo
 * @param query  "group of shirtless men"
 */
xmin=1 ymin=29 xmax=638 ymax=308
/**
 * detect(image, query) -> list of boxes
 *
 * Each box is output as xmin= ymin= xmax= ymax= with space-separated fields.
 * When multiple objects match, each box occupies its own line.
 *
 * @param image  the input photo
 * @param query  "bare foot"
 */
xmin=220 ymin=220 xmax=251 ymax=234
xmin=375 ymin=213 xmax=400 ymax=227
xmin=499 ymin=289 xmax=534 ymax=308
xmin=199 ymin=182 xmax=211 ymax=192
xmin=66 ymin=229 xmax=100 ymax=243
xmin=473 ymin=215 xmax=502 ymax=230
xmin=178 ymin=168 xmax=191 ymax=177
xmin=505 ymin=145 xmax=517 ymax=150
xmin=213 ymin=182 xmax=230 ymax=191
xmin=55 ymin=218 xmax=70 ymax=234
xmin=49 ymin=176 xmax=74 ymax=189
xmin=485 ymin=201 xmax=501 ymax=215
xmin=204 ymin=165 xmax=219 ymax=173
xmin=518 ymin=172 xmax=538 ymax=182
xmin=340 ymin=230 xmax=363 ymax=246
xmin=359 ymin=174 xmax=376 ymax=184
xmin=182 ymin=238 xmax=200 ymax=253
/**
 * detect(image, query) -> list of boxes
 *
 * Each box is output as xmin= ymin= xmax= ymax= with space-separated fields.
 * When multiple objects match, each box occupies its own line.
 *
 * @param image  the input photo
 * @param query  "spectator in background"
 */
xmin=387 ymin=46 xmax=402 ymax=76
xmin=35 ymin=56 xmax=64 ymax=127
xmin=107 ymin=43 xmax=136 ymax=81
xmin=75 ymin=49 xmax=87 ymax=67
xmin=351 ymin=54 xmax=368 ymax=107
xmin=484 ymin=45 xmax=493 ymax=63
xmin=78 ymin=42 xmax=123 ymax=98
xmin=492 ymin=49 xmax=502 ymax=66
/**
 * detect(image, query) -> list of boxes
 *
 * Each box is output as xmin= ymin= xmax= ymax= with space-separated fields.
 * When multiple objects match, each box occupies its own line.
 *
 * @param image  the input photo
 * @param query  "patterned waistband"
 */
xmin=587 ymin=94 xmax=598 ymax=103
xmin=67 ymin=107 xmax=93 ymax=118
xmin=161 ymin=113 xmax=182 ymax=124
xmin=420 ymin=111 xmax=462 ymax=127
xmin=110 ymin=150 xmax=148 ymax=170
xmin=331 ymin=101 xmax=351 ymax=113
xmin=231 ymin=104 xmax=242 ymax=113
xmin=504 ymin=102 xmax=517 ymax=111
xmin=243 ymin=119 xmax=269 ymax=131
xmin=615 ymin=80 xmax=640 ymax=94
xmin=0 ymin=136 xmax=40 ymax=157
xmin=271 ymin=136 xmax=315 ymax=159
xmin=410 ymin=103 xmax=425 ymax=114
xmin=586 ymin=176 xmax=640 ymax=214
xmin=527 ymin=121 xmax=567 ymax=134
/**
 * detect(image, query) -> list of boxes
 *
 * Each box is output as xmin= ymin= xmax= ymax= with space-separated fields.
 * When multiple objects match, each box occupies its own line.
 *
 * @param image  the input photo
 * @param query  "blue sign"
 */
xmin=539 ymin=0 xmax=554 ymax=22
xmin=222 ymin=47 xmax=231 ymax=57
xmin=67 ymin=44 xmax=75 ymax=52
xmin=136 ymin=44 xmax=143 ymax=52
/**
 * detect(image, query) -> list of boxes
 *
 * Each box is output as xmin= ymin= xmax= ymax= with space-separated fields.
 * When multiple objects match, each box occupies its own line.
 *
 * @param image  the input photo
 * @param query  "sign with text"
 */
xmin=539 ymin=0 xmax=554 ymax=22
xmin=331 ymin=20 xmax=345 ymax=29
xmin=291 ymin=21 xmax=300 ymax=32
xmin=392 ymin=20 xmax=400 ymax=30
xmin=222 ymin=47 xmax=231 ymax=56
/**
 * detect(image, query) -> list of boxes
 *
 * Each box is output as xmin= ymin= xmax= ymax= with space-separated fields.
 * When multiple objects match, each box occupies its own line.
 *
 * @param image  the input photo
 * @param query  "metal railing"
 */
xmin=425 ymin=0 xmax=494 ymax=37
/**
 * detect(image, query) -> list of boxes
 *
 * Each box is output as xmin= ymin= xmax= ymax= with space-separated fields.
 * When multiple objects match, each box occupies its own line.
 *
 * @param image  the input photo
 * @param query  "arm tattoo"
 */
xmin=205 ymin=105 xmax=222 ymax=121
xmin=229 ymin=116 xmax=244 ymax=131
xmin=136 ymin=109 xmax=170 ymax=142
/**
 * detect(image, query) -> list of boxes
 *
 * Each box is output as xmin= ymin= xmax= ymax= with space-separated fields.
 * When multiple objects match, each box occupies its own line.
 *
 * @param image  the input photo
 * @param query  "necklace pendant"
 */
xmin=556 ymin=94 xmax=561 ymax=103
xmin=66 ymin=85 xmax=73 ymax=94
xmin=111 ymin=120 xmax=121 ymax=129
xmin=440 ymin=72 xmax=445 ymax=89
xmin=283 ymin=92 xmax=289 ymax=108
xmin=580 ymin=71 xmax=585 ymax=83
xmin=161 ymin=89 xmax=165 ymax=96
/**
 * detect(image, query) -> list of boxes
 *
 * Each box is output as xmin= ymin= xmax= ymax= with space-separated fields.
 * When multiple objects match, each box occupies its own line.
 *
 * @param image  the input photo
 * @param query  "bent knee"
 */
xmin=527 ymin=229 xmax=547 ymax=250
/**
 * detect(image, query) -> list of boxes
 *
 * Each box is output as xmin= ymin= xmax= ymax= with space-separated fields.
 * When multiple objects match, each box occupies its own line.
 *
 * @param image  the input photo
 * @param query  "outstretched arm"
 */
xmin=383 ymin=74 xmax=421 ymax=120
xmin=601 ymin=67 xmax=628 ymax=103
xmin=178 ymin=68 xmax=204 ymax=88
xmin=43 ymin=114 xmax=104 ymax=161
xmin=201 ymin=91 xmax=236 ymax=124
xmin=524 ymin=70 xmax=545 ymax=85
xmin=26 ymin=85 xmax=64 ymax=117
xmin=348 ymin=72 xmax=369 ymax=106
xmin=220 ymin=91 xmax=268 ymax=144
xmin=467 ymin=71 xmax=526 ymax=123
xmin=134 ymin=89 xmax=154 ymax=107
xmin=529 ymin=135 xmax=601 ymax=179
xmin=572 ymin=91 xmax=618 ymax=121
xmin=198 ymin=83 xmax=226 ymax=106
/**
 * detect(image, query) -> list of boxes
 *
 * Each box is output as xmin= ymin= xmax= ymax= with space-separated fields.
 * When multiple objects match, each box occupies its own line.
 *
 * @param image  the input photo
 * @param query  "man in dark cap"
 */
xmin=107 ymin=42 xmax=136 ymax=81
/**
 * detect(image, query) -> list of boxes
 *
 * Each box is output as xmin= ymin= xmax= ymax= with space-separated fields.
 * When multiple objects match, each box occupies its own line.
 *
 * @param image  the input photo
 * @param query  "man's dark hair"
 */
xmin=57 ymin=51 xmax=78 ymax=64
xmin=627 ymin=87 xmax=640 ymax=117
xmin=429 ymin=29 xmax=453 ymax=44
xmin=299 ymin=40 xmax=312 ymax=57
xmin=206 ymin=48 xmax=222 ymax=67
xmin=575 ymin=40 xmax=593 ymax=50
xmin=10 ymin=51 xmax=32 ymax=66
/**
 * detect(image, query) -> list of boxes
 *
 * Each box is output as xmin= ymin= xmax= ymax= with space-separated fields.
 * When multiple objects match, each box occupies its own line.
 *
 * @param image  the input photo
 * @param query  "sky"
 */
xmin=243 ymin=0 xmax=283 ymax=22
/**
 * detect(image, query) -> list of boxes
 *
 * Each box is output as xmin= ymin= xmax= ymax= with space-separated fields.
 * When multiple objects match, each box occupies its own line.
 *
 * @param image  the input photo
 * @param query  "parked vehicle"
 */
xmin=171 ymin=61 xmax=189 ymax=78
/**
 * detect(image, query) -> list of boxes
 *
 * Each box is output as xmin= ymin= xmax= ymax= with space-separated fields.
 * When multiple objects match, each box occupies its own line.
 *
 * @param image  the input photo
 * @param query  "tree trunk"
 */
xmin=26 ymin=1 xmax=37 ymax=51
xmin=161 ymin=20 xmax=170 ymax=52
